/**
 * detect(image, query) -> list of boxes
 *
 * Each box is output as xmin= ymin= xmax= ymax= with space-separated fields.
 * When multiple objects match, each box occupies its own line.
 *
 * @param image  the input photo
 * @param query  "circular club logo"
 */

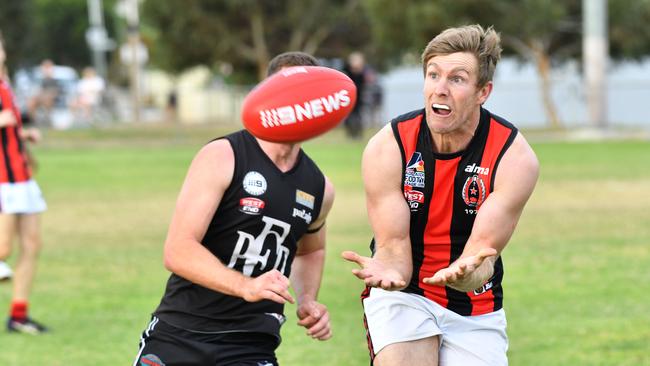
xmin=243 ymin=171 xmax=267 ymax=196
xmin=462 ymin=175 xmax=486 ymax=207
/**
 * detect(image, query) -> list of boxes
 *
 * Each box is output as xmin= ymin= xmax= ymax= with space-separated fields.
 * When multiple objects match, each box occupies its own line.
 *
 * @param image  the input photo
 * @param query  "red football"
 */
xmin=241 ymin=66 xmax=357 ymax=142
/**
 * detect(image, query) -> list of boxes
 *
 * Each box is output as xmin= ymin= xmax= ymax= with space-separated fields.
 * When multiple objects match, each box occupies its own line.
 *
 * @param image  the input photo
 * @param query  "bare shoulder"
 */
xmin=363 ymin=124 xmax=399 ymax=164
xmin=315 ymin=176 xmax=336 ymax=223
xmin=363 ymin=124 xmax=402 ymax=193
xmin=188 ymin=138 xmax=235 ymax=190
xmin=502 ymin=132 xmax=539 ymax=173
xmin=494 ymin=132 xmax=539 ymax=198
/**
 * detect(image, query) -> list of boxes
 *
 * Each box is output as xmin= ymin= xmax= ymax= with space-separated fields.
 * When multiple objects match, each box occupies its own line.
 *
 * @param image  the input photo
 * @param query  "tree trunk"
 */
xmin=249 ymin=7 xmax=270 ymax=81
xmin=531 ymin=43 xmax=562 ymax=129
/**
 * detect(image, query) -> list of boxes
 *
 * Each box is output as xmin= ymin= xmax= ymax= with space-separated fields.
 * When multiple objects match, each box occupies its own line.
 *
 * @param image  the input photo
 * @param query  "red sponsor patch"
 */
xmin=404 ymin=189 xmax=424 ymax=203
xmin=239 ymin=197 xmax=265 ymax=215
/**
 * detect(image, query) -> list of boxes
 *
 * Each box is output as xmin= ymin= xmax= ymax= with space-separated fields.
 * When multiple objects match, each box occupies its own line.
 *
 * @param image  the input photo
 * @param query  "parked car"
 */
xmin=13 ymin=63 xmax=79 ymax=129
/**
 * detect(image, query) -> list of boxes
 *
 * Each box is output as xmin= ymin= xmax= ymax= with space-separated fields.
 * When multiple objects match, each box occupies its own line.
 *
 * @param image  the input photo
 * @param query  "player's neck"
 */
xmin=430 ymin=111 xmax=481 ymax=154
xmin=256 ymin=138 xmax=301 ymax=172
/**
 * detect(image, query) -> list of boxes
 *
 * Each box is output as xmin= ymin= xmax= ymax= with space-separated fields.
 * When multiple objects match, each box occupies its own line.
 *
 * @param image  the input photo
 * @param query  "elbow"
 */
xmin=163 ymin=244 xmax=180 ymax=273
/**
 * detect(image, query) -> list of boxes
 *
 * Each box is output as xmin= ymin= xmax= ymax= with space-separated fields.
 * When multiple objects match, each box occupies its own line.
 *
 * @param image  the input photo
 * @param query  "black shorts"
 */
xmin=134 ymin=316 xmax=280 ymax=366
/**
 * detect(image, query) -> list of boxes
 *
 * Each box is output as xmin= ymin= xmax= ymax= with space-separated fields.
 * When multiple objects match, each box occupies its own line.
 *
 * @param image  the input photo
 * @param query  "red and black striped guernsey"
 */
xmin=0 ymin=79 xmax=31 ymax=183
xmin=379 ymin=107 xmax=518 ymax=316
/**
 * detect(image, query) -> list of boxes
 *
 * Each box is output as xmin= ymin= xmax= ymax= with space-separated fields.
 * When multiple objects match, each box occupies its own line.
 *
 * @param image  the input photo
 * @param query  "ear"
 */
xmin=477 ymin=81 xmax=493 ymax=105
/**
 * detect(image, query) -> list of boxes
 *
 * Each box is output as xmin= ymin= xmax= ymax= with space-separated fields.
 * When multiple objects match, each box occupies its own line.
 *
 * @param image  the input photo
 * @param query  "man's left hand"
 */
xmin=296 ymin=300 xmax=332 ymax=341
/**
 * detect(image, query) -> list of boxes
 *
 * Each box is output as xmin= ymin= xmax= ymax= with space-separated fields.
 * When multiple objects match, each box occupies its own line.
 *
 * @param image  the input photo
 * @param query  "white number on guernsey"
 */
xmin=228 ymin=216 xmax=291 ymax=276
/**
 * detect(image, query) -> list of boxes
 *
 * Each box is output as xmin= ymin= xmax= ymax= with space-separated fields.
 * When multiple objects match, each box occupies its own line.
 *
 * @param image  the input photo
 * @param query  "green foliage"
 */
xmin=0 ymin=0 xmax=35 ymax=70
xmin=0 ymin=0 xmax=119 ymax=70
xmin=610 ymin=0 xmax=650 ymax=60
xmin=141 ymin=0 xmax=371 ymax=81
xmin=0 ymin=125 xmax=649 ymax=365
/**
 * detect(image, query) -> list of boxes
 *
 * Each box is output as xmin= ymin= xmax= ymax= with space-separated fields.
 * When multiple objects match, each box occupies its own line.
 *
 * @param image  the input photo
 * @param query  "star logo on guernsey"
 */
xmin=243 ymin=171 xmax=267 ymax=196
xmin=462 ymin=175 xmax=486 ymax=208
xmin=404 ymin=152 xmax=425 ymax=188
xmin=140 ymin=354 xmax=165 ymax=366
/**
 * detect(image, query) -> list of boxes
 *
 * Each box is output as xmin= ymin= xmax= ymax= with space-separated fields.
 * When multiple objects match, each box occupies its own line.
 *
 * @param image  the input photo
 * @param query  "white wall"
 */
xmin=380 ymin=58 xmax=650 ymax=128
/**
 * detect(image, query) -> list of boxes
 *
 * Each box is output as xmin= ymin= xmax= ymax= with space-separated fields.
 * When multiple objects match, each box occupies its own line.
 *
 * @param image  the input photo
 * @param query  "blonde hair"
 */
xmin=421 ymin=24 xmax=502 ymax=87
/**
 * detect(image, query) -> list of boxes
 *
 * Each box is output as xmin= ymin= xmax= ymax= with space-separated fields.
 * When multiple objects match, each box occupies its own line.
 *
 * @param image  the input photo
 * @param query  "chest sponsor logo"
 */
xmin=242 ymin=171 xmax=267 ymax=196
xmin=228 ymin=216 xmax=291 ymax=276
xmin=465 ymin=163 xmax=490 ymax=176
xmin=239 ymin=197 xmax=265 ymax=215
xmin=404 ymin=186 xmax=424 ymax=211
xmin=462 ymin=174 xmax=486 ymax=208
xmin=295 ymin=189 xmax=315 ymax=209
xmin=404 ymin=152 xmax=425 ymax=188
xmin=292 ymin=208 xmax=312 ymax=224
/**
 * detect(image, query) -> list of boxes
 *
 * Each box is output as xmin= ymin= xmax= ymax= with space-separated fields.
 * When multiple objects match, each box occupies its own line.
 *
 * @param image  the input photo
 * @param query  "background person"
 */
xmin=134 ymin=52 xmax=335 ymax=366
xmin=343 ymin=25 xmax=539 ymax=365
xmin=71 ymin=66 xmax=105 ymax=123
xmin=0 ymin=35 xmax=48 ymax=335
xmin=27 ymin=59 xmax=61 ymax=126
xmin=342 ymin=51 xmax=368 ymax=139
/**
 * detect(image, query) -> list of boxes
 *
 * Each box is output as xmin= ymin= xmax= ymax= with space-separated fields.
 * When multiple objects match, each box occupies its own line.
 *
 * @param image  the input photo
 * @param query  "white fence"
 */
xmin=380 ymin=57 xmax=650 ymax=128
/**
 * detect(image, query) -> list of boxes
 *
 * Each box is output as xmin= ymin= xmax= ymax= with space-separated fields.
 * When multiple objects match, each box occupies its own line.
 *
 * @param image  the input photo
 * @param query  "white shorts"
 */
xmin=0 ymin=180 xmax=47 ymax=214
xmin=363 ymin=288 xmax=508 ymax=366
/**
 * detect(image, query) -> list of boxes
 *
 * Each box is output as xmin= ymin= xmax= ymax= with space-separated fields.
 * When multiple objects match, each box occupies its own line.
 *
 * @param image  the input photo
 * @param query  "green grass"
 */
xmin=0 ymin=125 xmax=648 ymax=365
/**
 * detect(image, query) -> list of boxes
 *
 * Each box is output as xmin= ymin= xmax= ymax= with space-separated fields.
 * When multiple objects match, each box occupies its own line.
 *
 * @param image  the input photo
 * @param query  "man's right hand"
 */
xmin=0 ymin=110 xmax=17 ymax=127
xmin=241 ymin=269 xmax=295 ymax=304
xmin=341 ymin=251 xmax=408 ymax=291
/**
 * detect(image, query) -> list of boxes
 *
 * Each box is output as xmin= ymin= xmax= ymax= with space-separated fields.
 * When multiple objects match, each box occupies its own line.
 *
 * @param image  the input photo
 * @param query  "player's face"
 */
xmin=423 ymin=52 xmax=492 ymax=134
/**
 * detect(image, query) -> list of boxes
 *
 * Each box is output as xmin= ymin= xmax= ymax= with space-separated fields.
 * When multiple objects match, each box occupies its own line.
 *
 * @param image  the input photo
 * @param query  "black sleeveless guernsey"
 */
xmin=155 ymin=130 xmax=325 ymax=336
xmin=365 ymin=107 xmax=517 ymax=316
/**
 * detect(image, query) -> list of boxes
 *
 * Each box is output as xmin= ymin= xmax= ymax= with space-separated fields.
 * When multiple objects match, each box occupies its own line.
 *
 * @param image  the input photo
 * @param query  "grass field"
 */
xmin=0 ymin=124 xmax=648 ymax=365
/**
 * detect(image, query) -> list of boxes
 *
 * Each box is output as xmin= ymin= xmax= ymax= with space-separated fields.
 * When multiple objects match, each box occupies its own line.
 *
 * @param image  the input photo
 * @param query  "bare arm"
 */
xmin=291 ymin=177 xmax=335 ymax=340
xmin=342 ymin=125 xmax=412 ymax=290
xmin=163 ymin=139 xmax=294 ymax=304
xmin=424 ymin=133 xmax=539 ymax=291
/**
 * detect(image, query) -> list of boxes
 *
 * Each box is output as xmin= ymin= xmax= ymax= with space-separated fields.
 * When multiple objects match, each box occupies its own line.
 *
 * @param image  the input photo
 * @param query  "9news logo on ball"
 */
xmin=241 ymin=66 xmax=357 ymax=143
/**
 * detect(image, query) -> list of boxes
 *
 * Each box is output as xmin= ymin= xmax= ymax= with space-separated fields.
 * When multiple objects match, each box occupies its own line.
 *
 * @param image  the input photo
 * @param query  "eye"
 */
xmin=428 ymin=72 xmax=438 ymax=80
xmin=450 ymin=76 xmax=464 ymax=83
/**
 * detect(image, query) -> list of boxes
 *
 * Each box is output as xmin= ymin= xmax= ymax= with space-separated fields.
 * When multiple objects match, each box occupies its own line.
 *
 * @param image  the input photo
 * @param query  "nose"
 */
xmin=433 ymin=79 xmax=449 ymax=96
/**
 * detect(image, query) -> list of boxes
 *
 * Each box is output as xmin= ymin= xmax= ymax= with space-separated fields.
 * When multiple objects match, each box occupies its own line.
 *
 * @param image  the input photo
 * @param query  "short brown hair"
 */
xmin=267 ymin=51 xmax=320 ymax=76
xmin=421 ymin=24 xmax=502 ymax=87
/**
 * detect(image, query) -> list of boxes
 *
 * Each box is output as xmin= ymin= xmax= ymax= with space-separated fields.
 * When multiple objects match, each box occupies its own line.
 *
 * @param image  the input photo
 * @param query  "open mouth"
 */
xmin=431 ymin=103 xmax=452 ymax=116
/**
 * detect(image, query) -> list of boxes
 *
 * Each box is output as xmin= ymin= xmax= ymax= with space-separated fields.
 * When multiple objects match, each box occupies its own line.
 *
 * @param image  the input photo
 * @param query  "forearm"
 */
xmin=164 ymin=238 xmax=250 ymax=298
xmin=374 ymin=238 xmax=412 ymax=283
xmin=290 ymin=248 xmax=325 ymax=304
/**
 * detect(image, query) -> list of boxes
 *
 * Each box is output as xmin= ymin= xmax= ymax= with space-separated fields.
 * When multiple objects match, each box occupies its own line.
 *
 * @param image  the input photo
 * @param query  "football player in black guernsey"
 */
xmin=134 ymin=52 xmax=335 ymax=366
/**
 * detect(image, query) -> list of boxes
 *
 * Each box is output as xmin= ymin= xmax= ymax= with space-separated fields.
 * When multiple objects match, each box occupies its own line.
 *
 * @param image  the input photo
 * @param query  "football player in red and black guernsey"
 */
xmin=134 ymin=52 xmax=335 ymax=366
xmin=0 ymin=34 xmax=49 ymax=335
xmin=343 ymin=25 xmax=539 ymax=366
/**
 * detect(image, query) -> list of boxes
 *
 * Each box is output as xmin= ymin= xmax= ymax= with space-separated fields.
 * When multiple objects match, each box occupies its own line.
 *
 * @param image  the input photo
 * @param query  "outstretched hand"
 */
xmin=297 ymin=300 xmax=332 ymax=341
xmin=422 ymin=248 xmax=497 ymax=289
xmin=242 ymin=269 xmax=295 ymax=304
xmin=341 ymin=251 xmax=407 ymax=291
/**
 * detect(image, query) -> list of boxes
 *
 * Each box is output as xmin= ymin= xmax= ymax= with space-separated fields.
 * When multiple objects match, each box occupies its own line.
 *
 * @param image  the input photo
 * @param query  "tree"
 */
xmin=609 ymin=0 xmax=650 ymax=60
xmin=142 ymin=0 xmax=370 ymax=82
xmin=0 ymin=0 xmax=35 ymax=71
